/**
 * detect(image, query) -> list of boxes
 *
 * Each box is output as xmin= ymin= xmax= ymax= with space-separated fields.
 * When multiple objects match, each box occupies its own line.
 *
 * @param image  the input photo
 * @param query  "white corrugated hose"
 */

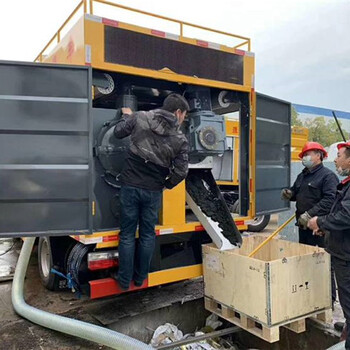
xmin=326 ymin=341 xmax=346 ymax=350
xmin=12 ymin=237 xmax=153 ymax=350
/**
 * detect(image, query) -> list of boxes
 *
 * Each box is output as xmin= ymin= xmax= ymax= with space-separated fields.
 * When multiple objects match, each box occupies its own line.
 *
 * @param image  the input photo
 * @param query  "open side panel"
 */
xmin=0 ymin=61 xmax=92 ymax=237
xmin=255 ymin=93 xmax=291 ymax=215
xmin=239 ymin=94 xmax=250 ymax=216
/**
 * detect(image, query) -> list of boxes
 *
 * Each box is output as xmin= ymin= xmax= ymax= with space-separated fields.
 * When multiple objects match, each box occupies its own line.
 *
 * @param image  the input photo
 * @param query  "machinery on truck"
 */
xmin=0 ymin=1 xmax=291 ymax=298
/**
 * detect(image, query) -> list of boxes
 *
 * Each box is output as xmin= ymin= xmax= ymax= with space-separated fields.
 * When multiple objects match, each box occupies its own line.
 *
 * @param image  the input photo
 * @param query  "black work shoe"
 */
xmin=334 ymin=321 xmax=345 ymax=332
xmin=111 ymin=272 xmax=129 ymax=291
xmin=134 ymin=280 xmax=143 ymax=287
xmin=118 ymin=283 xmax=130 ymax=291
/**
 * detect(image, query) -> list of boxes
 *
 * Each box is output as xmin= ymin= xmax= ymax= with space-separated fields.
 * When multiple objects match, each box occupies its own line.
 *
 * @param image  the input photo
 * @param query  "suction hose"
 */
xmin=326 ymin=341 xmax=346 ymax=350
xmin=12 ymin=237 xmax=153 ymax=350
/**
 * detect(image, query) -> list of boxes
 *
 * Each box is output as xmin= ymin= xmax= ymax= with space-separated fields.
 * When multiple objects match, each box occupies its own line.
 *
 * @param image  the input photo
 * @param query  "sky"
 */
xmin=0 ymin=0 xmax=349 ymax=111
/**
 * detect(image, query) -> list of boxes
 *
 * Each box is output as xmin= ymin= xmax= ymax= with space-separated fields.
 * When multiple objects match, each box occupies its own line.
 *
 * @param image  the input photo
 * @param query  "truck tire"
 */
xmin=38 ymin=237 xmax=59 ymax=291
xmin=248 ymin=215 xmax=271 ymax=232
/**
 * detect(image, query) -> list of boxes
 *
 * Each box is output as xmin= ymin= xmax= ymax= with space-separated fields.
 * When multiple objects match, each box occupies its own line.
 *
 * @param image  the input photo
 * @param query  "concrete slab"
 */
xmin=87 ymin=278 xmax=204 ymax=326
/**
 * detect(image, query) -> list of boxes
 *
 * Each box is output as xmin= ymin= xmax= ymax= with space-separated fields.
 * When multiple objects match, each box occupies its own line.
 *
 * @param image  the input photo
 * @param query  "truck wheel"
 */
xmin=38 ymin=237 xmax=59 ymax=291
xmin=248 ymin=215 xmax=271 ymax=232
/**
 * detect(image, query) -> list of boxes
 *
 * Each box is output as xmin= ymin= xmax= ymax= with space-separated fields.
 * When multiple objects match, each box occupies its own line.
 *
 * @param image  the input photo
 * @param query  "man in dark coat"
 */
xmin=281 ymin=141 xmax=338 ymax=247
xmin=308 ymin=141 xmax=350 ymax=349
xmin=114 ymin=93 xmax=189 ymax=290
xmin=282 ymin=141 xmax=338 ymax=306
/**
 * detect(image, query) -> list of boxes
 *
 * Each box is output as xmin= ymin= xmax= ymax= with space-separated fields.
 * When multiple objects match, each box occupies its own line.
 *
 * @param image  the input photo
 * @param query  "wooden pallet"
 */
xmin=205 ymin=297 xmax=332 ymax=343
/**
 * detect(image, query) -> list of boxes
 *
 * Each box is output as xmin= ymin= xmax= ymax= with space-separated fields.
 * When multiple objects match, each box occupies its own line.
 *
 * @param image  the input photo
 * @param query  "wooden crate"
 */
xmin=202 ymin=236 xmax=332 ymax=342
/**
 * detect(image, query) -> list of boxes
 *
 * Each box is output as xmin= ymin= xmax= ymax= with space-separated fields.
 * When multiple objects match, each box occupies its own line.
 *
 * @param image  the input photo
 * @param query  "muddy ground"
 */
xmin=0 ymin=218 xmax=345 ymax=350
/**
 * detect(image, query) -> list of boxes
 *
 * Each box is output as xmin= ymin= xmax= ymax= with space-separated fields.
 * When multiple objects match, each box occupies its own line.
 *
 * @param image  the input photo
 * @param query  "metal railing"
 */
xmin=35 ymin=0 xmax=251 ymax=62
xmin=35 ymin=0 xmax=86 ymax=62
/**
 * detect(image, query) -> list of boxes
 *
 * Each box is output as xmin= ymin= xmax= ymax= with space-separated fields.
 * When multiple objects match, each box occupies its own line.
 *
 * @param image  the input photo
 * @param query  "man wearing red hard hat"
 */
xmin=308 ymin=141 xmax=350 ymax=349
xmin=282 ymin=141 xmax=338 ymax=246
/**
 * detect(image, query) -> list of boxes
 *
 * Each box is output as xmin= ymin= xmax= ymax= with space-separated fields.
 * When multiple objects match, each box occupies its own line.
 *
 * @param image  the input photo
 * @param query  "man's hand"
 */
xmin=297 ymin=212 xmax=312 ymax=230
xmin=122 ymin=107 xmax=132 ymax=115
xmin=307 ymin=216 xmax=322 ymax=235
xmin=281 ymin=188 xmax=293 ymax=200
xmin=314 ymin=229 xmax=325 ymax=236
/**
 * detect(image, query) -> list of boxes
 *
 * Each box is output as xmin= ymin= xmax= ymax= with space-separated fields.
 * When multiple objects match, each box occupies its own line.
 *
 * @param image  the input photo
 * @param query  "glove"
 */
xmin=298 ymin=212 xmax=312 ymax=230
xmin=281 ymin=188 xmax=293 ymax=200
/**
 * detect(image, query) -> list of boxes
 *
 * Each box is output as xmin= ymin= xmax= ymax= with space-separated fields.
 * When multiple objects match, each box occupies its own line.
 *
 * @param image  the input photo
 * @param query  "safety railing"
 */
xmin=34 ymin=0 xmax=86 ymax=62
xmin=35 ymin=0 xmax=251 ymax=62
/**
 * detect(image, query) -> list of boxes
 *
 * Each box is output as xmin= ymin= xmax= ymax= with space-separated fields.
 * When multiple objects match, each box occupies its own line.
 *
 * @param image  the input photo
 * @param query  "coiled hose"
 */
xmin=12 ymin=237 xmax=153 ymax=350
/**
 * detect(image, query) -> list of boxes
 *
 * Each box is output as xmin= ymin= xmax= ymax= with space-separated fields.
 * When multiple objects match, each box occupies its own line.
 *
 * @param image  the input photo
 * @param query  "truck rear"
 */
xmin=0 ymin=1 xmax=291 ymax=298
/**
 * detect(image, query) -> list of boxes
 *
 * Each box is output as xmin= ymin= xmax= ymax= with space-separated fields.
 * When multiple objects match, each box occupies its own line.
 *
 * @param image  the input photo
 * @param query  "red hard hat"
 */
xmin=299 ymin=141 xmax=328 ymax=159
xmin=337 ymin=141 xmax=350 ymax=150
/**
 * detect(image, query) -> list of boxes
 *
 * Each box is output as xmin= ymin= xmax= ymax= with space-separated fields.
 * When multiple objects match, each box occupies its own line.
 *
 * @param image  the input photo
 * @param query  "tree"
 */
xmin=328 ymin=119 xmax=349 ymax=144
xmin=291 ymin=107 xmax=303 ymax=126
xmin=304 ymin=117 xmax=345 ymax=146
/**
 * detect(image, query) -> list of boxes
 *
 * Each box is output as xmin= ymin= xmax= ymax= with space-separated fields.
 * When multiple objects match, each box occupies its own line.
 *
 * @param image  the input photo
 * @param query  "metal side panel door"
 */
xmin=0 ymin=61 xmax=93 ymax=237
xmin=255 ymin=93 xmax=291 ymax=215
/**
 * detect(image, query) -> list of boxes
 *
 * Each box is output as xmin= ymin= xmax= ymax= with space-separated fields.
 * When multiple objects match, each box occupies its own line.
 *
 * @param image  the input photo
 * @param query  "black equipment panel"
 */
xmin=105 ymin=26 xmax=243 ymax=85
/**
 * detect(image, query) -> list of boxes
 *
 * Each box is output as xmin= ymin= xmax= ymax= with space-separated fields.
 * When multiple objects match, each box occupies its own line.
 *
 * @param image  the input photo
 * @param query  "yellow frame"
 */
xmin=35 ymin=0 xmax=251 ymax=62
xmin=35 ymin=3 xmax=257 ymax=284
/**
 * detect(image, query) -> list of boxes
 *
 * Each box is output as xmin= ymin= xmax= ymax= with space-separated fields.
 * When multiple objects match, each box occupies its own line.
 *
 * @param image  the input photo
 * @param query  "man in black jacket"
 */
xmin=281 ymin=142 xmax=338 ymax=247
xmin=309 ymin=141 xmax=350 ymax=349
xmin=114 ymin=93 xmax=189 ymax=290
xmin=282 ymin=142 xmax=338 ymax=307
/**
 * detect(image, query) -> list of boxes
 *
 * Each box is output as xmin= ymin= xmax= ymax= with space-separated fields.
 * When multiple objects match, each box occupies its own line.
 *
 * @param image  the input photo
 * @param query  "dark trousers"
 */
xmin=299 ymin=227 xmax=337 ymax=303
xmin=299 ymin=227 xmax=325 ymax=247
xmin=117 ymin=185 xmax=162 ymax=289
xmin=332 ymin=256 xmax=350 ymax=349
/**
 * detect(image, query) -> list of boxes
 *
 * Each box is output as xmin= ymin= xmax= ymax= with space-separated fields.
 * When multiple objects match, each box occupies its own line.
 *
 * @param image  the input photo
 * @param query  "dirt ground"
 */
xmin=0 ymin=242 xmax=204 ymax=350
xmin=0 ymin=218 xmax=345 ymax=350
xmin=0 ymin=242 xmax=113 ymax=350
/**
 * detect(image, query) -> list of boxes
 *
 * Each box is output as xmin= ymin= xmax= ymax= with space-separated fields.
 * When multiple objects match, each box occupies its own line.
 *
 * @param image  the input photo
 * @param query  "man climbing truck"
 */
xmin=113 ymin=94 xmax=190 ymax=290
xmin=0 ymin=1 xmax=291 ymax=299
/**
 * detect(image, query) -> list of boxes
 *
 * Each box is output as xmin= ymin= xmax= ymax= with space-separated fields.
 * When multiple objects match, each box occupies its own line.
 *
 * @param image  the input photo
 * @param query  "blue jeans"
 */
xmin=117 ymin=185 xmax=162 ymax=289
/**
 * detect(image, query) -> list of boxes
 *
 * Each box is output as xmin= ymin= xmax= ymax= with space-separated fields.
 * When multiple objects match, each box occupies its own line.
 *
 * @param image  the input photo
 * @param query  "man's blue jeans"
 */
xmin=117 ymin=185 xmax=162 ymax=289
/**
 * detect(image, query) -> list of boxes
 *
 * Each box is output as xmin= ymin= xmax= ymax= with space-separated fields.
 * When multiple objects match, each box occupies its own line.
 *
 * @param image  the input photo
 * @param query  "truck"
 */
xmin=0 ymin=0 xmax=291 ymax=299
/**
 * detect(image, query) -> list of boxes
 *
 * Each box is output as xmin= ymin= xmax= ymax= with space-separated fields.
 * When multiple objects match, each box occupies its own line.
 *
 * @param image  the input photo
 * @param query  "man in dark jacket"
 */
xmin=114 ymin=93 xmax=189 ymax=290
xmin=281 ymin=142 xmax=338 ymax=247
xmin=308 ymin=141 xmax=350 ymax=349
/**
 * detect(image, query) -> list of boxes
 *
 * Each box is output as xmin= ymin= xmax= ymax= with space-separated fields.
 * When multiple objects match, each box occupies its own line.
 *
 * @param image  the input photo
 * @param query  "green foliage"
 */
xmin=291 ymin=108 xmax=346 ymax=147
xmin=304 ymin=117 xmax=344 ymax=146
xmin=291 ymin=107 xmax=303 ymax=126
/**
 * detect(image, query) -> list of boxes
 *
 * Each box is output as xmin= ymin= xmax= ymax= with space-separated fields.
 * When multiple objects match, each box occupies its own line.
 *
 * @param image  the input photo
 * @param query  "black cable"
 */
xmin=332 ymin=111 xmax=347 ymax=142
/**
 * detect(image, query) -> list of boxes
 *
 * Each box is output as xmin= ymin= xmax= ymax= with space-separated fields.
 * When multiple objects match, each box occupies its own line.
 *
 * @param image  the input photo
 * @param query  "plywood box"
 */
xmin=203 ymin=236 xmax=332 ymax=342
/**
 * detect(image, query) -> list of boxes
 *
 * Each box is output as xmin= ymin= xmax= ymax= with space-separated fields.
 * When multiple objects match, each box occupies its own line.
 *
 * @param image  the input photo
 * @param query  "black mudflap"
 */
xmin=186 ymin=169 xmax=242 ymax=246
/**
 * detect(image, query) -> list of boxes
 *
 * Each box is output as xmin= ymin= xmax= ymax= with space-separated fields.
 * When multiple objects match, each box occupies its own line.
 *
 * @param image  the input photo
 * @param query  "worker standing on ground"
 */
xmin=281 ymin=141 xmax=338 ymax=304
xmin=281 ymin=141 xmax=338 ymax=245
xmin=308 ymin=141 xmax=350 ymax=350
xmin=114 ymin=93 xmax=190 ymax=290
